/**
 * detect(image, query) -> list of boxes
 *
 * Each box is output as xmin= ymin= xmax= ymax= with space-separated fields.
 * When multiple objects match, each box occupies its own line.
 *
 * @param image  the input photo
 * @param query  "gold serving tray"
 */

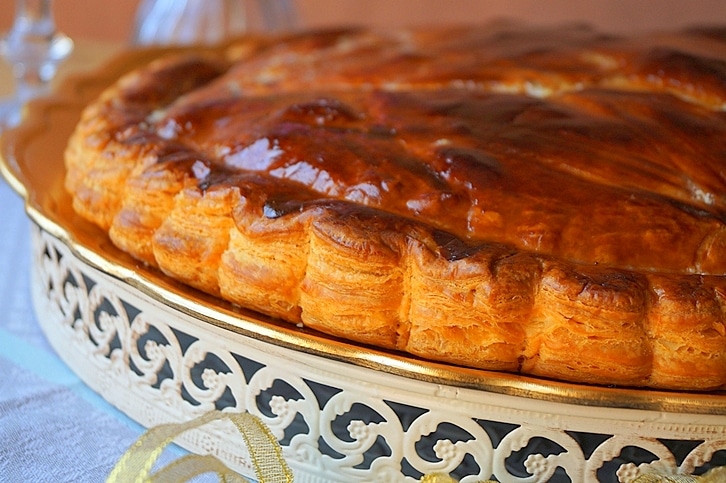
xmin=2 ymin=45 xmax=725 ymax=416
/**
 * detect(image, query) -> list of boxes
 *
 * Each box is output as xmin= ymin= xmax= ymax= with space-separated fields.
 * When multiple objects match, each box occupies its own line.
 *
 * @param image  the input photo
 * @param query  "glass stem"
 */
xmin=0 ymin=0 xmax=73 ymax=126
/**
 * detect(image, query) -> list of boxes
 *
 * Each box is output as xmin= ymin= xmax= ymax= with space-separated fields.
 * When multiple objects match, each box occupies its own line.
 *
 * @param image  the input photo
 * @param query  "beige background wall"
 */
xmin=1 ymin=0 xmax=725 ymax=43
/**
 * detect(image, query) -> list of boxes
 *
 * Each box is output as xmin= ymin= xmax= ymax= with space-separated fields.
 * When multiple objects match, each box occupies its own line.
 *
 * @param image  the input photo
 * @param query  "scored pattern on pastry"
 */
xmin=64 ymin=24 xmax=726 ymax=389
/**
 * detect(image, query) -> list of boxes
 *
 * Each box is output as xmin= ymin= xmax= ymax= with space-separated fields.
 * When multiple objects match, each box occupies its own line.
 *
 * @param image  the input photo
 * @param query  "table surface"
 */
xmin=0 ymin=42 xmax=211 ymax=483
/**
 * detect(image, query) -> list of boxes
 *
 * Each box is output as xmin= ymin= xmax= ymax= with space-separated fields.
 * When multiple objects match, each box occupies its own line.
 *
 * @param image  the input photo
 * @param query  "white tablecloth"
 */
xmin=0 ymin=180 xmax=162 ymax=481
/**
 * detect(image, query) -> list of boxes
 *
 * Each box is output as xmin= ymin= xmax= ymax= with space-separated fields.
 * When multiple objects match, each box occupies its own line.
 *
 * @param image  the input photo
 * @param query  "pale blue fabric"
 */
xmin=0 ymin=180 xmax=198 ymax=482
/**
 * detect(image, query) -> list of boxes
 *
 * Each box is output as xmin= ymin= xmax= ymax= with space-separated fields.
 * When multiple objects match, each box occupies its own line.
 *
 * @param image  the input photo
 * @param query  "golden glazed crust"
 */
xmin=64 ymin=24 xmax=726 ymax=390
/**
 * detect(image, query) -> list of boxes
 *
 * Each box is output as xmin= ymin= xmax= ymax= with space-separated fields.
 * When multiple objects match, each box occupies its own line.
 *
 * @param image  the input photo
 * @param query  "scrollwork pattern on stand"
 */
xmin=30 ymin=225 xmax=726 ymax=483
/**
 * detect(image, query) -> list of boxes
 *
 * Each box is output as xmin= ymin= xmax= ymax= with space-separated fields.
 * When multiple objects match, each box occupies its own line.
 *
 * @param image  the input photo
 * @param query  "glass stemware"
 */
xmin=0 ymin=0 xmax=73 ymax=130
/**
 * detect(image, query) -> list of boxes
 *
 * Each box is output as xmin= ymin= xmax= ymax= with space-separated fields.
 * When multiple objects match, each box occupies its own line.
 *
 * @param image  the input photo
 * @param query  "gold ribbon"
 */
xmin=632 ymin=467 xmax=726 ymax=483
xmin=106 ymin=410 xmax=293 ymax=483
xmin=420 ymin=474 xmax=494 ymax=483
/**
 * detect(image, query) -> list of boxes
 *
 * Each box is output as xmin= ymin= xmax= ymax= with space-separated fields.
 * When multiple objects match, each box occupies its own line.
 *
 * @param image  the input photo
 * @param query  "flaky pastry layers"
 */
xmin=65 ymin=24 xmax=726 ymax=390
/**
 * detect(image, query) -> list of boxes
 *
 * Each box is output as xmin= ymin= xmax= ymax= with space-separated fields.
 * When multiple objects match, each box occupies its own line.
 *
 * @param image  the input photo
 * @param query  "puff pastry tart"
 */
xmin=65 ymin=24 xmax=726 ymax=390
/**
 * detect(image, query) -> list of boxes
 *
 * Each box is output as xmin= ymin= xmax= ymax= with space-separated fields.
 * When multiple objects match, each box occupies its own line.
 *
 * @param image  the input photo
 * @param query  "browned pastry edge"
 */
xmin=64 ymin=27 xmax=726 ymax=390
